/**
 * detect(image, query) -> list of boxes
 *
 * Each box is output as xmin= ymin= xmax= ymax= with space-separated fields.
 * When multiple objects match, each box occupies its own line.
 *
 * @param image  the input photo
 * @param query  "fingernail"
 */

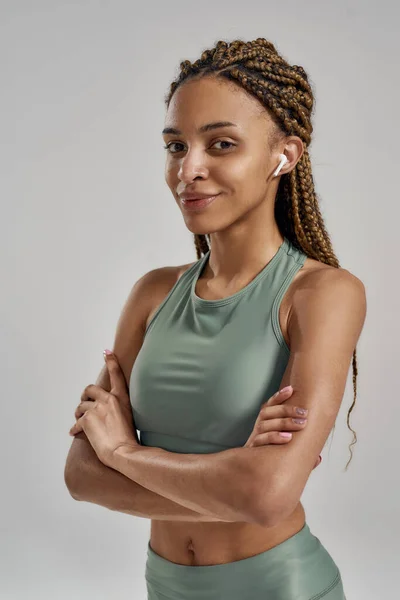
xmin=279 ymin=386 xmax=292 ymax=394
xmin=280 ymin=432 xmax=292 ymax=438
xmin=296 ymin=407 xmax=308 ymax=415
xmin=103 ymin=349 xmax=112 ymax=359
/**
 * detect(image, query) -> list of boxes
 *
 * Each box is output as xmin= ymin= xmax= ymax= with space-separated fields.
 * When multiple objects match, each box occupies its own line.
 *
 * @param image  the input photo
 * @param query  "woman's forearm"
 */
xmin=74 ymin=459 xmax=237 ymax=521
xmin=66 ymin=435 xmax=236 ymax=522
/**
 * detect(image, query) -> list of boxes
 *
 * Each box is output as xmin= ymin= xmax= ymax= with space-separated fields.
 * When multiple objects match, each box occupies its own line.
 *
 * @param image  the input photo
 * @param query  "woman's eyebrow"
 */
xmin=162 ymin=121 xmax=238 ymax=135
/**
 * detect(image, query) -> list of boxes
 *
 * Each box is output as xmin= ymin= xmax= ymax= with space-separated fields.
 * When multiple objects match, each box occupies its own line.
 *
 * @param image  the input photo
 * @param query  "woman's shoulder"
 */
xmin=291 ymin=257 xmax=366 ymax=323
xmin=286 ymin=255 xmax=365 ymax=323
xmin=300 ymin=256 xmax=364 ymax=289
xmin=177 ymin=259 xmax=198 ymax=280
xmin=142 ymin=259 xmax=198 ymax=332
xmin=144 ymin=258 xmax=197 ymax=288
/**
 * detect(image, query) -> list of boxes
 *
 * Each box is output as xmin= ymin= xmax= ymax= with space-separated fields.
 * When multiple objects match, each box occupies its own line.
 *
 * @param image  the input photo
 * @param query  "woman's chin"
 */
xmin=183 ymin=222 xmax=212 ymax=236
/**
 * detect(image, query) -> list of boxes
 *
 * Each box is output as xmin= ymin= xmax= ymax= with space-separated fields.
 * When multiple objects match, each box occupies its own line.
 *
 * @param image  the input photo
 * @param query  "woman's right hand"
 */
xmin=244 ymin=386 xmax=322 ymax=470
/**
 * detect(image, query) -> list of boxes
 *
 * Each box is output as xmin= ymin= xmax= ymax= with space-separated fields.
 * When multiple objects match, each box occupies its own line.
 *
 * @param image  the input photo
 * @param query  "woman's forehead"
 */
xmin=165 ymin=80 xmax=271 ymax=134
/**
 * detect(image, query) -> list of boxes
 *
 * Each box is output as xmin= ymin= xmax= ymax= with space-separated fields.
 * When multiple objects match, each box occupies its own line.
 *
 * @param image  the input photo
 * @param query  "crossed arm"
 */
xmin=65 ymin=268 xmax=366 ymax=527
xmin=65 ymin=431 xmax=247 ymax=523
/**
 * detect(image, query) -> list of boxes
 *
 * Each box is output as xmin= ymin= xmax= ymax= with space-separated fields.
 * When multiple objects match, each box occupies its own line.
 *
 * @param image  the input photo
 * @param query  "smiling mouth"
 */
xmin=180 ymin=194 xmax=220 ymax=211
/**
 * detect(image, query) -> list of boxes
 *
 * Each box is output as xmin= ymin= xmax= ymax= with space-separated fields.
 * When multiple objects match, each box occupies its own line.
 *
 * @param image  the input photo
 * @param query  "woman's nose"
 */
xmin=177 ymin=152 xmax=208 ymax=182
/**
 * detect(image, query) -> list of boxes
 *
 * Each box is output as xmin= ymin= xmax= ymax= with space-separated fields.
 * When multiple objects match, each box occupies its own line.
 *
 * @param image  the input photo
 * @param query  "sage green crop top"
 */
xmin=129 ymin=236 xmax=307 ymax=454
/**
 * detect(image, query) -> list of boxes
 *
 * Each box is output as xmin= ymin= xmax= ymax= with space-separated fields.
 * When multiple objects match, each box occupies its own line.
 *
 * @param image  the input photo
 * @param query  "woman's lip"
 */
xmin=181 ymin=194 xmax=220 ymax=210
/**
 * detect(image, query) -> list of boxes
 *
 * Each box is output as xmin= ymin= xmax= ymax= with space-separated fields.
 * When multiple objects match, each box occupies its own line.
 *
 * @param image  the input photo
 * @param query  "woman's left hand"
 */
xmin=69 ymin=350 xmax=140 ymax=468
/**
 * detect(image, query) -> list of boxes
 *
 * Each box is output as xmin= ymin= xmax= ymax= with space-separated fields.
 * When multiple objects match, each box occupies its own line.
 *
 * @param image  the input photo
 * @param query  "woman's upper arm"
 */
xmin=251 ymin=267 xmax=367 ymax=526
xmin=64 ymin=266 xmax=179 ymax=487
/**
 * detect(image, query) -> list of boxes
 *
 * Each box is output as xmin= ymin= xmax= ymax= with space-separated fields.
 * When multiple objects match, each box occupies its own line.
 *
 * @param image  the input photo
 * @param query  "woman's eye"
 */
xmin=163 ymin=142 xmax=184 ymax=153
xmin=213 ymin=140 xmax=235 ymax=150
xmin=163 ymin=140 xmax=235 ymax=154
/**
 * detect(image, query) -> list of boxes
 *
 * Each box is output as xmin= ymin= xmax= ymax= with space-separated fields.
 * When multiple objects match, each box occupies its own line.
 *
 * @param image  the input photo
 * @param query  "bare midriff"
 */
xmin=149 ymin=502 xmax=306 ymax=566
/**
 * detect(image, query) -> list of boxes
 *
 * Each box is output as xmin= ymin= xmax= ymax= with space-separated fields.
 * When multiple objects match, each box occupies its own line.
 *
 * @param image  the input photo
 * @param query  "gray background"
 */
xmin=1 ymin=1 xmax=398 ymax=598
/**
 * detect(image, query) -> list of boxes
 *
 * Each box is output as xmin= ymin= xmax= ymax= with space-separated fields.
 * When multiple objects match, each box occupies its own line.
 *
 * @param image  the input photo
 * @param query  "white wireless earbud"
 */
xmin=273 ymin=154 xmax=288 ymax=177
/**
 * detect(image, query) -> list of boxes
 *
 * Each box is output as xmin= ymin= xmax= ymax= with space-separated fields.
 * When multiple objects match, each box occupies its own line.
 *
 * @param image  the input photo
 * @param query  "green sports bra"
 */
xmin=129 ymin=236 xmax=307 ymax=454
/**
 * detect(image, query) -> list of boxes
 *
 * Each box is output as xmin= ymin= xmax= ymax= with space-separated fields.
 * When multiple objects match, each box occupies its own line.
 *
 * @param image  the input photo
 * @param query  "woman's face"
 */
xmin=162 ymin=76 xmax=284 ymax=236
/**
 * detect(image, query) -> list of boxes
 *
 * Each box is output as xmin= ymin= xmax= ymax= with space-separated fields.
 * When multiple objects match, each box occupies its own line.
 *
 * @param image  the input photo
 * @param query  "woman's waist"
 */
xmin=150 ymin=502 xmax=306 ymax=566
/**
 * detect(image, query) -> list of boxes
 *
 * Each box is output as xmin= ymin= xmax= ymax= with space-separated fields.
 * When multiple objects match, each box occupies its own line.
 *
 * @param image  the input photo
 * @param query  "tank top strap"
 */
xmin=144 ymin=258 xmax=201 ymax=338
xmin=270 ymin=239 xmax=307 ymax=354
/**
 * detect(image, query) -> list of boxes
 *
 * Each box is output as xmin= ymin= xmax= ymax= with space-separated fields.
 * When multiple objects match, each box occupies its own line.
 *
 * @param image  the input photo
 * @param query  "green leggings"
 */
xmin=145 ymin=523 xmax=346 ymax=599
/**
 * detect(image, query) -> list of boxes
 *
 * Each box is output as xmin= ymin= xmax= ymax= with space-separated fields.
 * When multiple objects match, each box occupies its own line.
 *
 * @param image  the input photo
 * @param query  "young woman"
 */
xmin=66 ymin=38 xmax=366 ymax=599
